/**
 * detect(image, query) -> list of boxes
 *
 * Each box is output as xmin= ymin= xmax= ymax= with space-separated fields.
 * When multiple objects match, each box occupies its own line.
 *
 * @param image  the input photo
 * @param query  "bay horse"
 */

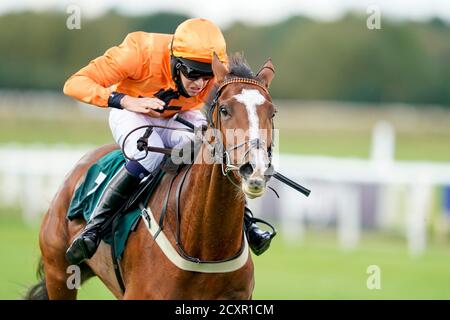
xmin=25 ymin=53 xmax=276 ymax=299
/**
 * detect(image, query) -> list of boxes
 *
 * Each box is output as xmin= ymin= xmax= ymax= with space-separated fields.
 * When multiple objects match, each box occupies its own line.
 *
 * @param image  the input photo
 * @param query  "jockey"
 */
xmin=63 ymin=18 xmax=274 ymax=265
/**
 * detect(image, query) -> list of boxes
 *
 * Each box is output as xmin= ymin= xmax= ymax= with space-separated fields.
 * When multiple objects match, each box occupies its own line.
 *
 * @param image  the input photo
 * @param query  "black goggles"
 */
xmin=179 ymin=63 xmax=214 ymax=81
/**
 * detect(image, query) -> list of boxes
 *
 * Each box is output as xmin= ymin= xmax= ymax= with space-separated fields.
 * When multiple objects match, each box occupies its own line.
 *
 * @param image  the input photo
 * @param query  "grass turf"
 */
xmin=1 ymin=111 xmax=449 ymax=299
xmin=1 ymin=213 xmax=449 ymax=300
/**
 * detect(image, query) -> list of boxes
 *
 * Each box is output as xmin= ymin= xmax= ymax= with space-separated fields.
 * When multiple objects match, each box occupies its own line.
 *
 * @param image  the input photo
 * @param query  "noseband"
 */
xmin=206 ymin=77 xmax=275 ymax=181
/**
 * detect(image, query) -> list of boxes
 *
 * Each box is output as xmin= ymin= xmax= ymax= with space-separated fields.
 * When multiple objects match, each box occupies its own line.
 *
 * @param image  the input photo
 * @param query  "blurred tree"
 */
xmin=0 ymin=11 xmax=448 ymax=106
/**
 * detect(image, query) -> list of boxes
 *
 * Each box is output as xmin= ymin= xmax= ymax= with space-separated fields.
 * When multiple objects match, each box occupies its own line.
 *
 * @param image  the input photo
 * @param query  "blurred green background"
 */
xmin=1 ymin=11 xmax=449 ymax=105
xmin=1 ymin=3 xmax=450 ymax=300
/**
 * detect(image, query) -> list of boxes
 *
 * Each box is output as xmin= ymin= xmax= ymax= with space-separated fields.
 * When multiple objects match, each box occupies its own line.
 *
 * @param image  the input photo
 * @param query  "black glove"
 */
xmin=154 ymin=88 xmax=181 ymax=113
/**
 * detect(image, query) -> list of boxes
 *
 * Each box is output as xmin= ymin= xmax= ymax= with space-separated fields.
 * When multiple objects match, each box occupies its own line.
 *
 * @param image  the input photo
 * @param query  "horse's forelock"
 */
xmin=228 ymin=53 xmax=255 ymax=79
xmin=204 ymin=53 xmax=256 ymax=116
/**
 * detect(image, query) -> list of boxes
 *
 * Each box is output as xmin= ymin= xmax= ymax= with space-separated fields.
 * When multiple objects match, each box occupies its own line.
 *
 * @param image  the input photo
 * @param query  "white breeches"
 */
xmin=109 ymin=109 xmax=207 ymax=172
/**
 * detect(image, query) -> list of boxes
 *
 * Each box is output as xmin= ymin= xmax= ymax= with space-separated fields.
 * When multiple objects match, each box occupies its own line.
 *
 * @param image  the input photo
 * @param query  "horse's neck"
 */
xmin=179 ymin=157 xmax=245 ymax=261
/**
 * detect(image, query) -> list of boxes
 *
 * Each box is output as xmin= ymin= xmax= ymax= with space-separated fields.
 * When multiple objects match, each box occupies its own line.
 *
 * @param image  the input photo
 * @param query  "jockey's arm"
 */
xmin=63 ymin=32 xmax=163 ymax=116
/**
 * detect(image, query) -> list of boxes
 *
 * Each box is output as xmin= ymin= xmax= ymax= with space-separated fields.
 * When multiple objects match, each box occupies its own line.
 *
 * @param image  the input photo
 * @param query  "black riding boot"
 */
xmin=244 ymin=206 xmax=276 ymax=256
xmin=65 ymin=166 xmax=142 ymax=265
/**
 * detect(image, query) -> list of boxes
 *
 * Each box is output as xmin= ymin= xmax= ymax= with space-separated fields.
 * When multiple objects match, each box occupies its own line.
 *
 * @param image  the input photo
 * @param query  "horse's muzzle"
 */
xmin=242 ymin=177 xmax=266 ymax=199
xmin=240 ymin=162 xmax=267 ymax=198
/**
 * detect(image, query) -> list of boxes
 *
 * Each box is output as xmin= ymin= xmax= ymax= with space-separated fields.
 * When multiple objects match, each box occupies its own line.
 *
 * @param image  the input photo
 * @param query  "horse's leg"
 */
xmin=85 ymin=241 xmax=124 ymax=299
xmin=39 ymin=185 xmax=94 ymax=300
xmin=42 ymin=259 xmax=76 ymax=300
xmin=38 ymin=206 xmax=79 ymax=299
xmin=27 ymin=144 xmax=120 ymax=300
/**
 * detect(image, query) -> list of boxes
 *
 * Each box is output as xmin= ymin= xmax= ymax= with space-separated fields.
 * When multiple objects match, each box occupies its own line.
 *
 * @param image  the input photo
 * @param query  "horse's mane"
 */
xmin=227 ymin=52 xmax=255 ymax=79
xmin=204 ymin=53 xmax=256 ymax=114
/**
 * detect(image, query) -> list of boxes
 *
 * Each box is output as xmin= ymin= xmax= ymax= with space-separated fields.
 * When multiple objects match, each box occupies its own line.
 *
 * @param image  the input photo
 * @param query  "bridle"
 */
xmin=112 ymin=73 xmax=306 ymax=290
xmin=205 ymin=77 xmax=275 ymax=185
xmin=120 ymin=76 xmax=277 ymax=266
xmin=159 ymin=77 xmax=276 ymax=264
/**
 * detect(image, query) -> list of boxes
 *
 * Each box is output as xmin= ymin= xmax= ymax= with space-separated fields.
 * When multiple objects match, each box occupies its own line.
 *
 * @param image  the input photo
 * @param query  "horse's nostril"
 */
xmin=248 ymin=178 xmax=264 ymax=189
xmin=239 ymin=162 xmax=254 ymax=178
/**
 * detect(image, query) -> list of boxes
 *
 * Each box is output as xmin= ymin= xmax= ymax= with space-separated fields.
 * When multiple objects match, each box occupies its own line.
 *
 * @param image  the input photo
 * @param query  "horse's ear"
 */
xmin=256 ymin=58 xmax=275 ymax=88
xmin=212 ymin=52 xmax=228 ymax=82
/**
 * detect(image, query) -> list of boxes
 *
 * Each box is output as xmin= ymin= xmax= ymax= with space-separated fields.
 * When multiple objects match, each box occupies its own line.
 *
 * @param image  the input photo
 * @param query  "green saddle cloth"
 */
xmin=67 ymin=149 xmax=163 ymax=259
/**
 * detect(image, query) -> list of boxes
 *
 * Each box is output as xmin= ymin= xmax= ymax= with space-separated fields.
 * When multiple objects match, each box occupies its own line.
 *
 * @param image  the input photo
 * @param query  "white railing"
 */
xmin=250 ymin=122 xmax=450 ymax=256
xmin=0 ymin=144 xmax=94 ymax=222
xmin=1 ymin=122 xmax=449 ymax=256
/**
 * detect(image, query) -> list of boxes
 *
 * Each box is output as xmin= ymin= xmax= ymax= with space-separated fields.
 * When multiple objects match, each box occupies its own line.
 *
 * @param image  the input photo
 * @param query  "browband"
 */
xmin=207 ymin=77 xmax=270 ymax=127
xmin=217 ymin=77 xmax=268 ymax=94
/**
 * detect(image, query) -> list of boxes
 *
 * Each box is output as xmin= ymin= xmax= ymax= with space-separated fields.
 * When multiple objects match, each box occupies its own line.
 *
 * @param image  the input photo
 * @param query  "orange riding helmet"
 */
xmin=170 ymin=18 xmax=228 ymax=97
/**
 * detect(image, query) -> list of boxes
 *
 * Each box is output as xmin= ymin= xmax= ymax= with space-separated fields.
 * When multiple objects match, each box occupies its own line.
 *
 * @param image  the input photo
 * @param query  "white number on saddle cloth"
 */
xmin=86 ymin=172 xmax=107 ymax=196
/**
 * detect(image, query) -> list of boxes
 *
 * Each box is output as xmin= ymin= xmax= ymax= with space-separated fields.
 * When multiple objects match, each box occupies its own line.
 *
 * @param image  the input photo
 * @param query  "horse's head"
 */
xmin=206 ymin=53 xmax=276 ymax=199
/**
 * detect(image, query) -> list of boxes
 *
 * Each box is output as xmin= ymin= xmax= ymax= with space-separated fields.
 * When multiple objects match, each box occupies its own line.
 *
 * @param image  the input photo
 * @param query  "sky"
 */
xmin=1 ymin=0 xmax=449 ymax=27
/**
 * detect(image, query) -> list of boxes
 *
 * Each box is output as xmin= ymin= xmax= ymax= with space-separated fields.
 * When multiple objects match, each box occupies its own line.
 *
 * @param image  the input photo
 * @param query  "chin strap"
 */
xmin=170 ymin=56 xmax=191 ymax=98
xmin=174 ymin=75 xmax=190 ymax=98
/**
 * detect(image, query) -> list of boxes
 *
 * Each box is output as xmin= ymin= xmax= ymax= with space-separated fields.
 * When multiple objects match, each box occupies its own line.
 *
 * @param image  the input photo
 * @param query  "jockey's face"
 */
xmin=180 ymin=73 xmax=210 ymax=97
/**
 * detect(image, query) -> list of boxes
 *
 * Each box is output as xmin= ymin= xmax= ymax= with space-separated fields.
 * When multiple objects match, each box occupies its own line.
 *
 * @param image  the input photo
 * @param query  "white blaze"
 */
xmin=234 ymin=89 xmax=265 ymax=140
xmin=234 ymin=89 xmax=267 ymax=173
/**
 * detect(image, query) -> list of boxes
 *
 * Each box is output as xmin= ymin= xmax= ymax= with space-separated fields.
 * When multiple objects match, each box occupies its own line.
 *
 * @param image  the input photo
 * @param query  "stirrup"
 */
xmin=247 ymin=216 xmax=277 ymax=239
xmin=244 ymin=216 xmax=277 ymax=256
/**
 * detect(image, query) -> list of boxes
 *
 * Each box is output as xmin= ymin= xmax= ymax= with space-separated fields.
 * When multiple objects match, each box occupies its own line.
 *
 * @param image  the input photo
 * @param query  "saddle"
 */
xmin=67 ymin=142 xmax=197 ymax=292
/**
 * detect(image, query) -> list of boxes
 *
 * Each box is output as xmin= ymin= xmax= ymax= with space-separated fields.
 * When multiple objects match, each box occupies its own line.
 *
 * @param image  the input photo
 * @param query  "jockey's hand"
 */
xmin=120 ymin=95 xmax=165 ymax=117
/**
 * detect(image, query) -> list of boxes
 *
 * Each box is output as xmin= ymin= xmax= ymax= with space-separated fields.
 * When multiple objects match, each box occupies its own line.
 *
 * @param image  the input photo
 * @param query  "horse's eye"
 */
xmin=219 ymin=106 xmax=229 ymax=117
xmin=271 ymin=107 xmax=278 ymax=118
